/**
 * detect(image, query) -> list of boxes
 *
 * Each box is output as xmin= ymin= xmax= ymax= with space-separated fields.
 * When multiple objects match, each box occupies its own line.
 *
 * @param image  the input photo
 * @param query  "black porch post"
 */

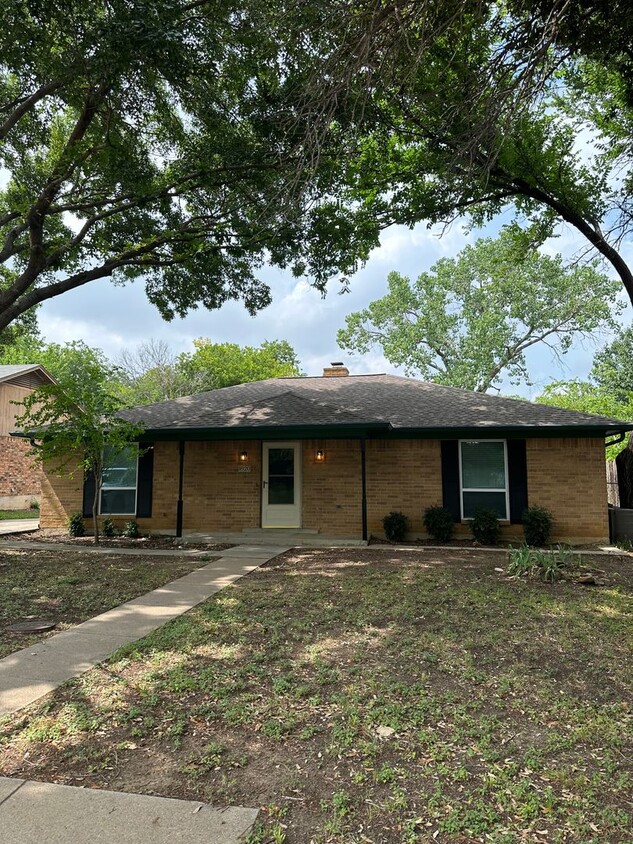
xmin=360 ymin=435 xmax=368 ymax=542
xmin=176 ymin=440 xmax=185 ymax=537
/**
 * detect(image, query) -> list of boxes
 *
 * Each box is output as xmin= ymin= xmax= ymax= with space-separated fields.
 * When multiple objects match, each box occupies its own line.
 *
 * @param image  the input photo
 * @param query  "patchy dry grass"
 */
xmin=0 ymin=548 xmax=631 ymax=843
xmin=0 ymin=548 xmax=213 ymax=657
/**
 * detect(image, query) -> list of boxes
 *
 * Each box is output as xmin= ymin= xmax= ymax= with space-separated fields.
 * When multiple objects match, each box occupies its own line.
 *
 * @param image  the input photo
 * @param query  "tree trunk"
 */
xmin=92 ymin=478 xmax=100 ymax=545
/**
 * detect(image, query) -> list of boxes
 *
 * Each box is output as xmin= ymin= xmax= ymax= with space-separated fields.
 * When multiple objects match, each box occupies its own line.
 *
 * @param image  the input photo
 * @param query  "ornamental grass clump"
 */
xmin=507 ymin=544 xmax=581 ymax=582
xmin=423 ymin=505 xmax=454 ymax=542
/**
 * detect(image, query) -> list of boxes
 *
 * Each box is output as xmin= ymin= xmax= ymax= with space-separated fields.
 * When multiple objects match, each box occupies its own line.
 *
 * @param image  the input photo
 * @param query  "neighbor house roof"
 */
xmin=120 ymin=374 xmax=633 ymax=440
xmin=0 ymin=364 xmax=56 ymax=388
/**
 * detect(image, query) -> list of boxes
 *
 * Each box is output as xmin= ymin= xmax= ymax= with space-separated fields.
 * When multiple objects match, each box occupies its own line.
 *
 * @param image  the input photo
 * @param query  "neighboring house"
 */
xmin=38 ymin=365 xmax=633 ymax=543
xmin=0 ymin=364 xmax=56 ymax=509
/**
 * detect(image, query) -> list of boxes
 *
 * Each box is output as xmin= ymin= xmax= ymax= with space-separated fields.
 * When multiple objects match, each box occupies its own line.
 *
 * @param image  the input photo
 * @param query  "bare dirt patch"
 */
xmin=0 ymin=547 xmax=631 ymax=843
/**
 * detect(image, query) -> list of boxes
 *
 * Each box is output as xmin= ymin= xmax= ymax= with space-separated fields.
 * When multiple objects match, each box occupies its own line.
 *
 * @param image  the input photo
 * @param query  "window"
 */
xmin=459 ymin=440 xmax=508 ymax=519
xmin=100 ymin=445 xmax=137 ymax=515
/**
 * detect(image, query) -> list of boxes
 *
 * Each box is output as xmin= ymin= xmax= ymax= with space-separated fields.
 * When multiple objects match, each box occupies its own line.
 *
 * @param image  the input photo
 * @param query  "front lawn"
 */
xmin=0 ymin=508 xmax=39 ymax=520
xmin=0 ymin=548 xmax=631 ymax=843
xmin=0 ymin=548 xmax=214 ymax=658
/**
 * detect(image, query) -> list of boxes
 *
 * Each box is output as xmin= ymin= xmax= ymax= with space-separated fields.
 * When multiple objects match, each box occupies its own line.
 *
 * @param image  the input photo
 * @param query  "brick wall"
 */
xmin=302 ymin=439 xmax=362 ymax=535
xmin=526 ymin=437 xmax=608 ymax=542
xmin=0 ymin=436 xmax=41 ymax=505
xmin=39 ymin=435 xmax=610 ymax=542
xmin=365 ymin=439 xmax=443 ymax=536
xmin=39 ymin=455 xmax=83 ymax=528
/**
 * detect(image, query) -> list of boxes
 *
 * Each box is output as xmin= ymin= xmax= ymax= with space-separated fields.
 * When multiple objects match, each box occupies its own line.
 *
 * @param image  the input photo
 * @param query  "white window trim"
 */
xmin=99 ymin=450 xmax=139 ymax=516
xmin=458 ymin=439 xmax=510 ymax=521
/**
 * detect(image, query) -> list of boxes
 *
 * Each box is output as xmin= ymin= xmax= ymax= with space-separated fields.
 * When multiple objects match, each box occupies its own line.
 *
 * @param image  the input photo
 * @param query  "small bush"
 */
xmin=68 ymin=512 xmax=85 ymax=537
xmin=522 ymin=505 xmax=554 ymax=547
xmin=616 ymin=538 xmax=633 ymax=552
xmin=123 ymin=519 xmax=140 ymax=538
xmin=423 ymin=505 xmax=455 ymax=542
xmin=469 ymin=508 xmax=501 ymax=545
xmin=102 ymin=518 xmax=117 ymax=538
xmin=382 ymin=511 xmax=408 ymax=542
xmin=29 ymin=498 xmax=39 ymax=510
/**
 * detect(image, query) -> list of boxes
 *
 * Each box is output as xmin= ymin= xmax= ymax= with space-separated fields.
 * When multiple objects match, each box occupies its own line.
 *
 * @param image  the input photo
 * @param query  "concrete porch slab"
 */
xmin=0 ymin=777 xmax=258 ymax=844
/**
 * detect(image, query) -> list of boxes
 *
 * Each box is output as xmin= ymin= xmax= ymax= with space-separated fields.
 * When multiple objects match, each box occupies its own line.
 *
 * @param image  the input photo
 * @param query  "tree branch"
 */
xmin=0 ymin=80 xmax=63 ymax=140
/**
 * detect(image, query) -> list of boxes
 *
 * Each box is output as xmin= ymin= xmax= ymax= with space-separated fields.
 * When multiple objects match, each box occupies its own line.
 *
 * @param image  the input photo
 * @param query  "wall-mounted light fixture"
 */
xmin=315 ymin=449 xmax=325 ymax=462
xmin=239 ymin=450 xmax=249 ymax=462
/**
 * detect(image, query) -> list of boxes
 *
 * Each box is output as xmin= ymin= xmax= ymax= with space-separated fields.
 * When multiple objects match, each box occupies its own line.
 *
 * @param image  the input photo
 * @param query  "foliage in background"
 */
xmin=382 ymin=511 xmax=408 ymax=542
xmin=423 ymin=505 xmax=455 ymax=542
xmin=116 ymin=337 xmax=302 ymax=404
xmin=522 ymin=506 xmax=554 ymax=547
xmin=338 ymin=228 xmax=621 ymax=392
xmin=176 ymin=339 xmax=302 ymax=394
xmin=536 ymin=380 xmax=633 ymax=459
xmin=591 ymin=327 xmax=633 ymax=402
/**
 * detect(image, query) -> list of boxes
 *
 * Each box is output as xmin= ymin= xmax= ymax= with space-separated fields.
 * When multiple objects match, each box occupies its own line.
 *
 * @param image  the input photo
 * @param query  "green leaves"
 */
xmin=337 ymin=227 xmax=622 ymax=392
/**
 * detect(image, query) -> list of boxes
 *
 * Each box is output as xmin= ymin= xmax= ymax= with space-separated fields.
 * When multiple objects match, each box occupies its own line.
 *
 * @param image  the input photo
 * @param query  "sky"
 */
xmin=35 ymin=214 xmax=633 ymax=399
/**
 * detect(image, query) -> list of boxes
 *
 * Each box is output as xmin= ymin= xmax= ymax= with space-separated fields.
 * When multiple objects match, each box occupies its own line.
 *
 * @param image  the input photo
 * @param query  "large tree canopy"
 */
xmin=337 ymin=228 xmax=622 ymax=393
xmin=0 ymin=0 xmax=379 ymax=333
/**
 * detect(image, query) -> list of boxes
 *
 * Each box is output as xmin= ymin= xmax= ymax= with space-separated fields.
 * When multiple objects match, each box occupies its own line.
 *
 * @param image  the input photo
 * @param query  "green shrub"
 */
xmin=522 ymin=505 xmax=554 ymax=547
xmin=68 ymin=512 xmax=85 ymax=537
xmin=123 ymin=519 xmax=140 ymax=538
xmin=382 ymin=511 xmax=408 ymax=542
xmin=469 ymin=508 xmax=501 ymax=545
xmin=423 ymin=505 xmax=455 ymax=542
xmin=102 ymin=518 xmax=117 ymax=538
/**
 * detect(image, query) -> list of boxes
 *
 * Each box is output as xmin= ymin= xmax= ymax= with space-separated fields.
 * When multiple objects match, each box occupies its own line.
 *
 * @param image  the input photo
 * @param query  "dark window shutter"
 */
xmin=136 ymin=442 xmax=154 ymax=518
xmin=441 ymin=440 xmax=461 ymax=522
xmin=82 ymin=470 xmax=96 ymax=518
xmin=507 ymin=439 xmax=528 ymax=523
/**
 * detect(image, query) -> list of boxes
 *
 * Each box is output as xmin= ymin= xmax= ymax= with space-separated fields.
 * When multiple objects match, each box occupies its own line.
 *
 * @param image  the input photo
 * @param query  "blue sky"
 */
xmin=36 ymin=215 xmax=633 ymax=398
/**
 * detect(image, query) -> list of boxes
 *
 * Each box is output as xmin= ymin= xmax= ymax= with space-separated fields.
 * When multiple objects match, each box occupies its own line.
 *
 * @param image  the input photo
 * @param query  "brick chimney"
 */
xmin=323 ymin=361 xmax=349 ymax=377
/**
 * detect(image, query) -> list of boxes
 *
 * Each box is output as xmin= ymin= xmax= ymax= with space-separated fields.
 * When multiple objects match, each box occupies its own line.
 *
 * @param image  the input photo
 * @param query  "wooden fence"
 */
xmin=607 ymin=460 xmax=620 ymax=507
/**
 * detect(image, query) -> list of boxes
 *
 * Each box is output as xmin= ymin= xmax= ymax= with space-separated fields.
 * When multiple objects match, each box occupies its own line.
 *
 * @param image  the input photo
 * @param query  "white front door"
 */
xmin=262 ymin=442 xmax=302 ymax=528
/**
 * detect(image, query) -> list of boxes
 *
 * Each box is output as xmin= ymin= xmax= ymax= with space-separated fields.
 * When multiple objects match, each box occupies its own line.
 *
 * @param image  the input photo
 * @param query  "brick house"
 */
xmin=38 ymin=366 xmax=633 ymax=543
xmin=0 ymin=364 xmax=56 ymax=509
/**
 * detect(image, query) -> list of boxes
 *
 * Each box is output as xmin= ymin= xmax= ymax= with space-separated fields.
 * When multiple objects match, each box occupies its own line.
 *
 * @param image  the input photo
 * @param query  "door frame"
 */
xmin=261 ymin=441 xmax=302 ymax=528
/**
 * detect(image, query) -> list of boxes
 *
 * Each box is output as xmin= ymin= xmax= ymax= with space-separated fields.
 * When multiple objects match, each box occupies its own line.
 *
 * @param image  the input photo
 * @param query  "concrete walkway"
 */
xmin=0 ymin=518 xmax=38 ymax=535
xmin=0 ymin=777 xmax=258 ymax=844
xmin=0 ymin=544 xmax=289 ymax=717
xmin=0 ymin=545 xmax=287 ymax=843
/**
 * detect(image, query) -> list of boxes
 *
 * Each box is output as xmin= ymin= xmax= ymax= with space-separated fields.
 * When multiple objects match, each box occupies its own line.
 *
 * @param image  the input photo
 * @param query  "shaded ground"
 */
xmin=6 ymin=532 xmax=233 ymax=551
xmin=0 ymin=548 xmax=215 ymax=657
xmin=0 ymin=547 xmax=631 ymax=843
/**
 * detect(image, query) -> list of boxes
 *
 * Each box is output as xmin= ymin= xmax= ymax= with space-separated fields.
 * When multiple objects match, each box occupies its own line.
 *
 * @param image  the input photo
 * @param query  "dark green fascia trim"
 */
xmin=139 ymin=422 xmax=391 ymax=441
xmin=385 ymin=425 xmax=633 ymax=440
xmin=137 ymin=422 xmax=632 ymax=442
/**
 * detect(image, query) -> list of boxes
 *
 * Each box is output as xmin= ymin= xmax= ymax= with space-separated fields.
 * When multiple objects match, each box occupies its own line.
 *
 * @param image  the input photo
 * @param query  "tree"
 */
xmin=337 ymin=228 xmax=622 ymax=392
xmin=15 ymin=359 xmax=143 ymax=543
xmin=536 ymin=380 xmax=633 ymax=460
xmin=290 ymin=2 xmax=633 ymax=307
xmin=591 ymin=327 xmax=633 ymax=402
xmin=115 ymin=339 xmax=189 ymax=406
xmin=0 ymin=335 xmax=116 ymax=387
xmin=0 ymin=0 xmax=379 ymax=332
xmin=177 ymin=339 xmax=303 ymax=393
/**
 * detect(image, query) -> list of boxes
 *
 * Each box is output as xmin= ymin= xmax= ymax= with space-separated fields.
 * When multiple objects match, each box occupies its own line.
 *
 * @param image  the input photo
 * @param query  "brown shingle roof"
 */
xmin=119 ymin=374 xmax=633 ymax=437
